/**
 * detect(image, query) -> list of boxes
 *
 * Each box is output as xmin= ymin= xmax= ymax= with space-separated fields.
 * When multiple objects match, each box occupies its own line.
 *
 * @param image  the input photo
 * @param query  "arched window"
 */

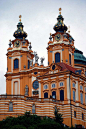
xmin=9 ymin=102 xmax=13 ymax=111
xmin=33 ymin=80 xmax=39 ymax=90
xmin=60 ymin=90 xmax=64 ymax=101
xmin=32 ymin=104 xmax=35 ymax=113
xmin=52 ymin=83 xmax=55 ymax=88
xmin=80 ymin=93 xmax=83 ymax=104
xmin=28 ymin=60 xmax=30 ymax=69
xmin=14 ymin=59 xmax=19 ymax=69
xmin=52 ymin=91 xmax=56 ymax=99
xmin=69 ymin=54 xmax=71 ymax=65
xmin=44 ymin=85 xmax=48 ymax=90
xmin=60 ymin=82 xmax=63 ymax=86
xmin=44 ymin=92 xmax=48 ymax=98
xmin=73 ymin=90 xmax=75 ymax=101
xmin=55 ymin=53 xmax=60 ymax=63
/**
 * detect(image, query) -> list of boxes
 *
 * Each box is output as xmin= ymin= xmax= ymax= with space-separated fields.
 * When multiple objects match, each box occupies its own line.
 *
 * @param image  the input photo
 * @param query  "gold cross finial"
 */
xmin=19 ymin=15 xmax=22 ymax=22
xmin=59 ymin=8 xmax=62 ymax=15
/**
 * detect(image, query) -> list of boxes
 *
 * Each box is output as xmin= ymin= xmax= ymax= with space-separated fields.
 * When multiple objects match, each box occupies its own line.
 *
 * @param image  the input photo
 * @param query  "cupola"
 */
xmin=13 ymin=15 xmax=27 ymax=39
xmin=53 ymin=8 xmax=68 ymax=33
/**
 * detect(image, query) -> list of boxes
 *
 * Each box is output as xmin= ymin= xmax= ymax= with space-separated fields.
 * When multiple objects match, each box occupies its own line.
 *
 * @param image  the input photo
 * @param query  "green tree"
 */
xmin=54 ymin=106 xmax=63 ymax=124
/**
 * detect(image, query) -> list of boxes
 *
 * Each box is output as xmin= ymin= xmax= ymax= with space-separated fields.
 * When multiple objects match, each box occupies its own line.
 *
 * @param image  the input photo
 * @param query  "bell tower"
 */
xmin=47 ymin=8 xmax=75 ymax=67
xmin=5 ymin=15 xmax=34 ymax=95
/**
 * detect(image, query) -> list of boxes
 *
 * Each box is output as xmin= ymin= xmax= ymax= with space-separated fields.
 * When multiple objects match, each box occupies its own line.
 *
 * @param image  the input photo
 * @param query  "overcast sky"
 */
xmin=0 ymin=0 xmax=86 ymax=94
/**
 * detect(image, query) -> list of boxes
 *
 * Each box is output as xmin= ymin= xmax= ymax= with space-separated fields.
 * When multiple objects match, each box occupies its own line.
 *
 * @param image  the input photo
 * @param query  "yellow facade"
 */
xmin=0 ymin=10 xmax=86 ymax=128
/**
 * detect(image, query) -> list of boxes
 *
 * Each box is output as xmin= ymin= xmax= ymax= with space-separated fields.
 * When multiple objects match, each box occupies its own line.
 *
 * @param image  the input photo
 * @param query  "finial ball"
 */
xmin=19 ymin=15 xmax=22 ymax=18
xmin=59 ymin=8 xmax=62 ymax=11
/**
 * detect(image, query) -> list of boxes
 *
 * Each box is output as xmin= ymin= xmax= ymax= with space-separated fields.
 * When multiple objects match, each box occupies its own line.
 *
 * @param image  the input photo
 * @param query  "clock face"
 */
xmin=55 ymin=34 xmax=61 ymax=41
xmin=14 ymin=40 xmax=20 ymax=47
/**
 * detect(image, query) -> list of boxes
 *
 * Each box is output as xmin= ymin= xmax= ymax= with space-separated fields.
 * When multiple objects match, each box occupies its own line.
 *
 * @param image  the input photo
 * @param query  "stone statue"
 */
xmin=25 ymin=85 xmax=28 ymax=96
xmin=30 ymin=59 xmax=33 ymax=67
xmin=34 ymin=51 xmax=39 ymax=64
xmin=40 ymin=57 xmax=45 ymax=65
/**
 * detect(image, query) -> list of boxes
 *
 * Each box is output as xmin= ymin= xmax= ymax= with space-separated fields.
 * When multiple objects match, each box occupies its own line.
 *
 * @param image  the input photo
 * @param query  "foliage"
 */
xmin=0 ymin=111 xmax=67 ymax=129
xmin=54 ymin=107 xmax=63 ymax=124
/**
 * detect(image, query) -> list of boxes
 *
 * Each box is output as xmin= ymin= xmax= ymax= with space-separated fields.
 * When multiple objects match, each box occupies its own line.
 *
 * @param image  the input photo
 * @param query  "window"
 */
xmin=14 ymin=59 xmax=19 ymax=69
xmin=32 ymin=104 xmax=35 ymax=113
xmin=9 ymin=102 xmax=13 ymax=111
xmin=14 ymin=82 xmax=18 ymax=95
xmin=44 ymin=92 xmax=48 ymax=98
xmin=74 ymin=111 xmax=76 ymax=118
xmin=52 ymin=83 xmax=55 ymax=88
xmin=60 ymin=82 xmax=63 ymax=86
xmin=33 ymin=80 xmax=39 ymax=90
xmin=73 ymin=83 xmax=75 ymax=88
xmin=82 ymin=113 xmax=84 ymax=120
xmin=80 ymin=93 xmax=83 ymax=104
xmin=85 ymin=71 xmax=86 ymax=76
xmin=73 ymin=91 xmax=75 ymax=102
xmin=52 ymin=91 xmax=56 ymax=99
xmin=52 ymin=65 xmax=55 ymax=70
xmin=85 ymin=94 xmax=86 ymax=104
xmin=69 ymin=54 xmax=71 ymax=65
xmin=44 ymin=85 xmax=48 ymax=90
xmin=85 ymin=88 xmax=86 ymax=92
xmin=80 ymin=85 xmax=83 ymax=90
xmin=60 ymin=90 xmax=64 ymax=101
xmin=28 ymin=60 xmax=30 ymax=69
xmin=55 ymin=53 xmax=60 ymax=63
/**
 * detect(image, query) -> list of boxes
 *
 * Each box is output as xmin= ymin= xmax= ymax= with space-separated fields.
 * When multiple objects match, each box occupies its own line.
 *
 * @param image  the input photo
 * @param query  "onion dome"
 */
xmin=13 ymin=15 xmax=27 ymax=39
xmin=53 ymin=8 xmax=68 ymax=33
xmin=74 ymin=48 xmax=86 ymax=65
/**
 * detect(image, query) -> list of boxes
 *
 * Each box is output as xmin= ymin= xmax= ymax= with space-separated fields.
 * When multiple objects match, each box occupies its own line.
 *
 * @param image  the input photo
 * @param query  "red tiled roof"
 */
xmin=58 ymin=62 xmax=76 ymax=73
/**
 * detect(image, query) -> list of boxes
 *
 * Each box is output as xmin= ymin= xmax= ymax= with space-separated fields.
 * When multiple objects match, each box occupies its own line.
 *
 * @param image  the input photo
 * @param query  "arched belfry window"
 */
xmin=60 ymin=90 xmax=64 ymax=101
xmin=9 ymin=102 xmax=13 ymax=111
xmin=55 ymin=53 xmax=60 ymax=63
xmin=14 ymin=59 xmax=19 ymax=69
xmin=32 ymin=104 xmax=35 ymax=113
xmin=69 ymin=54 xmax=71 ymax=65
xmin=28 ymin=60 xmax=30 ymax=69
xmin=44 ymin=92 xmax=48 ymax=98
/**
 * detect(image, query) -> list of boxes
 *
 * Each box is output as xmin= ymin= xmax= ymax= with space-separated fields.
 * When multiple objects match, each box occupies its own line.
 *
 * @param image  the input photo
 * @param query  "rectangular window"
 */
xmin=85 ymin=94 xmax=86 ymax=104
xmin=73 ymin=83 xmax=75 ymax=88
xmin=80 ymin=85 xmax=83 ymax=90
xmin=73 ymin=91 xmax=75 ymax=101
xmin=82 ymin=113 xmax=84 ymax=120
xmin=9 ymin=102 xmax=13 ymax=111
xmin=80 ymin=93 xmax=83 ymax=104
xmin=74 ymin=111 xmax=76 ymax=118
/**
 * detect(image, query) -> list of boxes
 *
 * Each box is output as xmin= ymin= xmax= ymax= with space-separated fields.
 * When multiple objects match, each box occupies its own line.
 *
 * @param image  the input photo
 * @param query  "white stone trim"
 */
xmin=52 ymin=50 xmax=62 ymax=63
xmin=11 ymin=78 xmax=20 ymax=95
xmin=39 ymin=83 xmax=41 ymax=98
xmin=67 ymin=77 xmax=70 ymax=99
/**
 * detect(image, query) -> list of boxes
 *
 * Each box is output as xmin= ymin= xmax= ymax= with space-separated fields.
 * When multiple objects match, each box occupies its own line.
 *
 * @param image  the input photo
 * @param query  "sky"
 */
xmin=0 ymin=0 xmax=86 ymax=94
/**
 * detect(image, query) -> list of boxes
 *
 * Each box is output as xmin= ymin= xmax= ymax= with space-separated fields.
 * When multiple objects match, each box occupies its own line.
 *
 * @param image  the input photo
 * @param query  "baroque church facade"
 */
xmin=0 ymin=9 xmax=86 ymax=128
